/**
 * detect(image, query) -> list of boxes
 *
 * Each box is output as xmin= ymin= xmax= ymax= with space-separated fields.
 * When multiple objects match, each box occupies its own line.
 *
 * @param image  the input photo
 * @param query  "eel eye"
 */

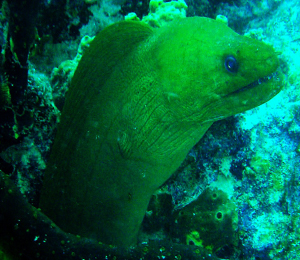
xmin=224 ymin=55 xmax=238 ymax=73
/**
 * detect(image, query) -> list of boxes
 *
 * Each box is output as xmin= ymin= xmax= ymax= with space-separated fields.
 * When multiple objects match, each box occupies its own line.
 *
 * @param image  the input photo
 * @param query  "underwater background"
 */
xmin=0 ymin=0 xmax=298 ymax=259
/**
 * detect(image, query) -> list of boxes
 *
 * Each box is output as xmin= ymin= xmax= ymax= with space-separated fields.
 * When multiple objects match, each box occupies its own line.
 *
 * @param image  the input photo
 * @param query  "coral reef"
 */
xmin=120 ymin=0 xmax=150 ymax=19
xmin=142 ymin=0 xmax=188 ymax=27
xmin=171 ymin=187 xmax=239 ymax=258
xmin=79 ymin=0 xmax=123 ymax=37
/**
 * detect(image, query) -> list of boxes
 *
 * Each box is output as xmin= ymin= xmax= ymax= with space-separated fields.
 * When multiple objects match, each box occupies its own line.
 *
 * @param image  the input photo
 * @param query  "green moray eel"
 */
xmin=0 ymin=171 xmax=218 ymax=259
xmin=39 ymin=17 xmax=282 ymax=247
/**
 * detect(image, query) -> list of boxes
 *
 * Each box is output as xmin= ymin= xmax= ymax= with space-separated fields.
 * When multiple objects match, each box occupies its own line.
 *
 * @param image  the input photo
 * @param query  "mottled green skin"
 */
xmin=40 ymin=17 xmax=281 ymax=247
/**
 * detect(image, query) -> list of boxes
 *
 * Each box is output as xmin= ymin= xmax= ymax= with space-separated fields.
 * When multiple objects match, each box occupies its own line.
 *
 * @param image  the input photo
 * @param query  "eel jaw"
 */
xmin=229 ymin=71 xmax=278 ymax=95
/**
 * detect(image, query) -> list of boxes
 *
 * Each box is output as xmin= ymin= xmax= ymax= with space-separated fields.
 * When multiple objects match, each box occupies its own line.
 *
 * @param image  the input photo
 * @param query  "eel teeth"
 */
xmin=232 ymin=71 xmax=278 ymax=95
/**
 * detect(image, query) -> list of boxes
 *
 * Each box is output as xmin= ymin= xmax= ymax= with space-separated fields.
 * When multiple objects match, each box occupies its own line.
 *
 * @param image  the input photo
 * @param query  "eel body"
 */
xmin=39 ymin=17 xmax=281 ymax=247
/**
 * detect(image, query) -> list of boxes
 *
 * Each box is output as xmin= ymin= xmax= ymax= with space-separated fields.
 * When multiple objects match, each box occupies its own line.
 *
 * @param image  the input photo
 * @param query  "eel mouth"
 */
xmin=230 ymin=71 xmax=278 ymax=95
